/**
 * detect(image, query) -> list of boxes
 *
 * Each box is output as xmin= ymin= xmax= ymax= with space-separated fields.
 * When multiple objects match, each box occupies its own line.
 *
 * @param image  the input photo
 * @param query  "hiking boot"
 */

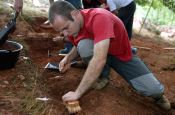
xmin=91 ymin=77 xmax=109 ymax=90
xmin=155 ymin=95 xmax=171 ymax=110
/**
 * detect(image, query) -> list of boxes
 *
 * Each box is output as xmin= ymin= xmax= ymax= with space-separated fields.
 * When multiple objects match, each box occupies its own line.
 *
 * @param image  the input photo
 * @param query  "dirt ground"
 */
xmin=0 ymin=4 xmax=175 ymax=115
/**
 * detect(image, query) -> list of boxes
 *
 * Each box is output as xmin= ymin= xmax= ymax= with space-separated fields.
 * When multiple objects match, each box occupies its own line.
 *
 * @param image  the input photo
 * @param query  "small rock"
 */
xmin=3 ymin=81 xmax=9 ymax=85
xmin=0 ymin=102 xmax=6 ymax=106
xmin=50 ymin=75 xmax=63 ymax=80
xmin=23 ymin=82 xmax=27 ymax=87
xmin=0 ymin=85 xmax=6 ymax=88
xmin=18 ymin=75 xmax=25 ymax=80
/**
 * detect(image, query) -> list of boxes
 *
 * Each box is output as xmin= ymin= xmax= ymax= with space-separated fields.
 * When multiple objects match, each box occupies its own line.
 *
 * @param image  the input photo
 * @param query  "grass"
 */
xmin=5 ymin=36 xmax=51 ymax=114
xmin=18 ymin=88 xmax=49 ymax=114
xmin=12 ymin=64 xmax=51 ymax=114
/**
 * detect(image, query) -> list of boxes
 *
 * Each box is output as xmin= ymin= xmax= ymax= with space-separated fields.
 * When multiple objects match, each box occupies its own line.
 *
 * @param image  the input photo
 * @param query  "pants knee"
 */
xmin=142 ymin=84 xmax=164 ymax=97
xmin=77 ymin=39 xmax=94 ymax=64
xmin=130 ymin=73 xmax=164 ymax=97
xmin=133 ymin=83 xmax=164 ymax=98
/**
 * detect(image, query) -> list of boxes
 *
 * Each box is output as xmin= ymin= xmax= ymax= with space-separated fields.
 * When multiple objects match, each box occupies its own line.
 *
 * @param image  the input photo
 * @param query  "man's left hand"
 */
xmin=62 ymin=91 xmax=80 ymax=102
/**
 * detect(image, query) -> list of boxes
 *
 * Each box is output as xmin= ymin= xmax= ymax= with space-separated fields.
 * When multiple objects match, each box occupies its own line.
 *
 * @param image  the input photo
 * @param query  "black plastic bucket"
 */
xmin=0 ymin=40 xmax=23 ymax=70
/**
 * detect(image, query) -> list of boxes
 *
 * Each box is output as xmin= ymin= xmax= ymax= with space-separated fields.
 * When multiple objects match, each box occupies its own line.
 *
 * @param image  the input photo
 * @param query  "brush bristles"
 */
xmin=66 ymin=101 xmax=81 ymax=113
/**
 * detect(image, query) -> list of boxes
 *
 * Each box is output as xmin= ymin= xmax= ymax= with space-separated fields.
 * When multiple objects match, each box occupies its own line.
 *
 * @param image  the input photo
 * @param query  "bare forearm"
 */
xmin=75 ymin=39 xmax=110 ymax=98
xmin=65 ymin=46 xmax=78 ymax=62
xmin=75 ymin=58 xmax=106 ymax=97
xmin=62 ymin=39 xmax=110 ymax=102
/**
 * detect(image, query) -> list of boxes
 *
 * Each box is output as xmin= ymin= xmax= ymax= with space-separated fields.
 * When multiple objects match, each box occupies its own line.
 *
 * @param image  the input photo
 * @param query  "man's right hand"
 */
xmin=59 ymin=57 xmax=71 ymax=73
xmin=14 ymin=0 xmax=23 ymax=13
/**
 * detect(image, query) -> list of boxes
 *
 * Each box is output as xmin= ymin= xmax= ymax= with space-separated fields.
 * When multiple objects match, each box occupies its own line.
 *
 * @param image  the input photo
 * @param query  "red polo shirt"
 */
xmin=69 ymin=8 xmax=132 ymax=61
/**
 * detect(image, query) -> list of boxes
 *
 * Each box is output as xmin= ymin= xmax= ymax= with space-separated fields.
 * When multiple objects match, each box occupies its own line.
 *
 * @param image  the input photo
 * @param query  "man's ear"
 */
xmin=71 ymin=10 xmax=79 ymax=20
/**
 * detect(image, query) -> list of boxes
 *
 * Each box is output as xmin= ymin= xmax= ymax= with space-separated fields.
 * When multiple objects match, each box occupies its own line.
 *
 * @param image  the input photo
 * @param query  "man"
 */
xmin=52 ymin=1 xmax=171 ymax=110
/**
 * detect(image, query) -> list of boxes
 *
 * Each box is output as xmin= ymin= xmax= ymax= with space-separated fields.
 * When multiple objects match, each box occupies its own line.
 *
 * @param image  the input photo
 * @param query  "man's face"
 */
xmin=52 ymin=13 xmax=81 ymax=37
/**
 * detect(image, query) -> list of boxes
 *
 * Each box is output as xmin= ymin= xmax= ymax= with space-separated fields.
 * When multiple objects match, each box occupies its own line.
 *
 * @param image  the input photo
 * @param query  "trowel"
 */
xmin=44 ymin=61 xmax=77 ymax=70
xmin=44 ymin=62 xmax=59 ymax=70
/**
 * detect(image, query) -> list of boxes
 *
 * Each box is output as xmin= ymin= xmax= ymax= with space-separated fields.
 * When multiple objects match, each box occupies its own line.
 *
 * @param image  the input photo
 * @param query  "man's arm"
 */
xmin=59 ymin=46 xmax=79 ymax=72
xmin=75 ymin=39 xmax=110 ymax=97
xmin=66 ymin=45 xmax=79 ymax=62
xmin=62 ymin=39 xmax=110 ymax=101
xmin=14 ymin=0 xmax=23 ymax=13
